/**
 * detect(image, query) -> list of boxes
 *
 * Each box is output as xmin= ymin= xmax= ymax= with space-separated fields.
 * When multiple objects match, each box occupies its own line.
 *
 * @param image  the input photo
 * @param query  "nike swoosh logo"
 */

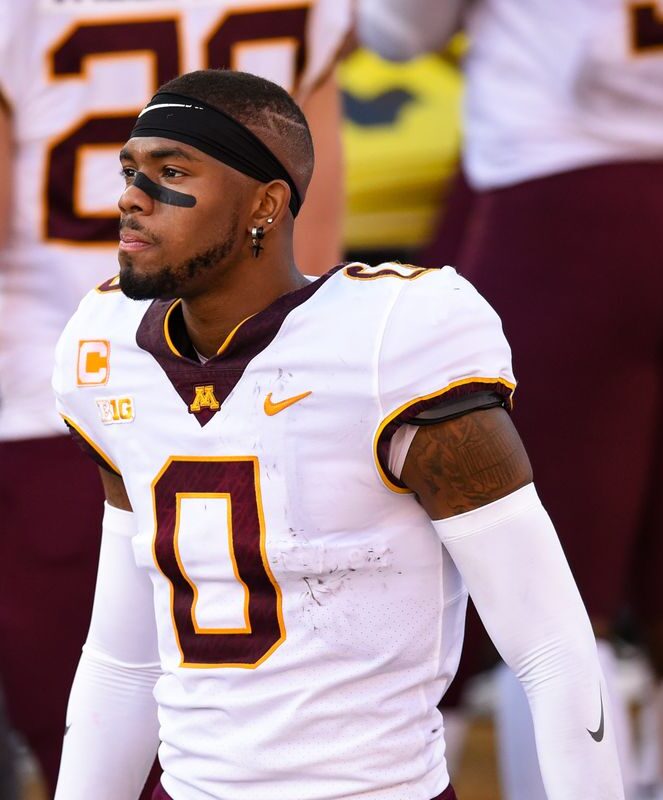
xmin=587 ymin=687 xmax=604 ymax=742
xmin=264 ymin=391 xmax=312 ymax=416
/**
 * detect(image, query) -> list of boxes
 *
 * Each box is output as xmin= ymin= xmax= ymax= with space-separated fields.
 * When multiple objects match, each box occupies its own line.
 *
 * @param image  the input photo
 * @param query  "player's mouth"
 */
xmin=119 ymin=230 xmax=155 ymax=252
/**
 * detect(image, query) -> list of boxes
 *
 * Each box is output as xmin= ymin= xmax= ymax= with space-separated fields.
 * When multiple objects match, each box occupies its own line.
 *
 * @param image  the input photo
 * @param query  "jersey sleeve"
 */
xmin=375 ymin=266 xmax=516 ymax=492
xmin=299 ymin=0 xmax=353 ymax=97
xmin=52 ymin=291 xmax=121 ymax=476
xmin=0 ymin=1 xmax=32 ymax=107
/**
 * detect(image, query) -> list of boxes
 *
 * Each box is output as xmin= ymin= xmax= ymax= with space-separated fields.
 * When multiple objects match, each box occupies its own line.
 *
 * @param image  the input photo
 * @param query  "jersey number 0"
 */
xmin=152 ymin=456 xmax=285 ymax=669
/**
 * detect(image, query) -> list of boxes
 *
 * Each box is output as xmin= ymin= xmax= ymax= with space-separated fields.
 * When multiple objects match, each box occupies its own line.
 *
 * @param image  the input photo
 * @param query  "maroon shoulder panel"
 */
xmin=64 ymin=422 xmax=120 ymax=476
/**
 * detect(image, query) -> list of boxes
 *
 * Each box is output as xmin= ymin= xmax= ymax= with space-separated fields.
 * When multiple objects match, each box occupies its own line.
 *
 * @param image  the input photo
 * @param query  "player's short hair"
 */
xmin=158 ymin=69 xmax=314 ymax=192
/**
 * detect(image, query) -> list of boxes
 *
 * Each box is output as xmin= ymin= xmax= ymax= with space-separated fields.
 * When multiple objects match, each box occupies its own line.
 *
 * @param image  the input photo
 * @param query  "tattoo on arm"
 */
xmin=401 ymin=407 xmax=533 ymax=519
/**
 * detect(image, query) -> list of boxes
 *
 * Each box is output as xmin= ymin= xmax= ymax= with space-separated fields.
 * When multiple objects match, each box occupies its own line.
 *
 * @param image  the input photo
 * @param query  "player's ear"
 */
xmin=249 ymin=179 xmax=291 ymax=230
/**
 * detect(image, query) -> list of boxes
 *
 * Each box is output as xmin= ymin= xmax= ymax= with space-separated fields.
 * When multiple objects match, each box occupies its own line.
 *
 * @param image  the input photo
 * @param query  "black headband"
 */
xmin=130 ymin=91 xmax=302 ymax=218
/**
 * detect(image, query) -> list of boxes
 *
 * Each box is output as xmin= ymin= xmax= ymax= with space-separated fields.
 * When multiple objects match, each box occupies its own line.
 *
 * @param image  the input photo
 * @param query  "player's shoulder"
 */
xmin=335 ymin=260 xmax=467 ymax=289
xmin=54 ymin=275 xmax=150 ymax=367
xmin=386 ymin=262 xmax=502 ymax=329
xmin=330 ymin=261 xmax=488 ymax=319
xmin=320 ymin=262 xmax=505 ymax=362
xmin=373 ymin=261 xmax=507 ymax=356
xmin=70 ymin=274 xmax=148 ymax=329
xmin=371 ymin=262 xmax=514 ymax=410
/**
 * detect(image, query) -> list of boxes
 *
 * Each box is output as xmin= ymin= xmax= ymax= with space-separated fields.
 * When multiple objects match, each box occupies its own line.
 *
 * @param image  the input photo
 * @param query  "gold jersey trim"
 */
xmin=374 ymin=376 xmax=516 ymax=494
xmin=60 ymin=413 xmax=121 ymax=475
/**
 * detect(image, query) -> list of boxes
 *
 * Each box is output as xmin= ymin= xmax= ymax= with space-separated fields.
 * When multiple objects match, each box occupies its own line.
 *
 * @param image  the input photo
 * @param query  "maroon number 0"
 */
xmin=152 ymin=456 xmax=285 ymax=668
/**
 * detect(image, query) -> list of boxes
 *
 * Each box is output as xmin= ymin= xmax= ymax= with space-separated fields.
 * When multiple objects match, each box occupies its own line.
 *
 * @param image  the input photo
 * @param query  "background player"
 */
xmin=51 ymin=67 xmax=625 ymax=800
xmin=0 ymin=1 xmax=351 ymax=795
xmin=358 ymin=0 xmax=663 ymax=797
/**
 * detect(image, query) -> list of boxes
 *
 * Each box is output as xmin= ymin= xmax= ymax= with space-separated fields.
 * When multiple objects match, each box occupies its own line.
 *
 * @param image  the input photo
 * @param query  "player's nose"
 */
xmin=118 ymin=179 xmax=155 ymax=216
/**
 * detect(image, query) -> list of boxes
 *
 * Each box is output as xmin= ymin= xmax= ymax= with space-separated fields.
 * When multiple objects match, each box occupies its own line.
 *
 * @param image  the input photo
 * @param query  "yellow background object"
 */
xmin=340 ymin=47 xmax=463 ymax=251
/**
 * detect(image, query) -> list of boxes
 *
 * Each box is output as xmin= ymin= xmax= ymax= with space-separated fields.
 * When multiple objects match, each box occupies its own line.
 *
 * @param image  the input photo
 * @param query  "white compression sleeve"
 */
xmin=54 ymin=503 xmax=161 ymax=800
xmin=432 ymin=484 xmax=626 ymax=800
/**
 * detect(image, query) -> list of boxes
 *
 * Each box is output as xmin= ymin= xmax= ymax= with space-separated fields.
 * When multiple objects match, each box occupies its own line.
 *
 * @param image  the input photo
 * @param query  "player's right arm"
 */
xmin=54 ymin=467 xmax=161 ymax=799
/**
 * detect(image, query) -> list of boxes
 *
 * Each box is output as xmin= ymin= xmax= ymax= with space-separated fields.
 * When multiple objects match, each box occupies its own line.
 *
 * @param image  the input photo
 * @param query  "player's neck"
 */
xmin=180 ymin=257 xmax=310 ymax=359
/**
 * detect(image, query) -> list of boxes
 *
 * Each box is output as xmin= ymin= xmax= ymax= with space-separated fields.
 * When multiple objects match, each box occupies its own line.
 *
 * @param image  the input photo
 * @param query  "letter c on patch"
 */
xmin=77 ymin=340 xmax=110 ymax=386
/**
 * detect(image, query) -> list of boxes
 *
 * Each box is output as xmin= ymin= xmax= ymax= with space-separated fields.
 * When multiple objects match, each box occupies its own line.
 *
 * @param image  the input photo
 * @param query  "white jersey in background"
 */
xmin=0 ymin=0 xmax=350 ymax=440
xmin=463 ymin=0 xmax=663 ymax=189
xmin=53 ymin=264 xmax=515 ymax=800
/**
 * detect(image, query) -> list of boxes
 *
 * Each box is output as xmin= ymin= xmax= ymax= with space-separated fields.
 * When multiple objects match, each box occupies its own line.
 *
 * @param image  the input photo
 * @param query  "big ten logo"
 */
xmin=96 ymin=396 xmax=135 ymax=425
xmin=77 ymin=339 xmax=110 ymax=386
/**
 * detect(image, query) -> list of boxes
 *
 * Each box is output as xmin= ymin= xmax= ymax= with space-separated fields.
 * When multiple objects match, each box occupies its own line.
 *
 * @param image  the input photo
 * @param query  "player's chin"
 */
xmin=118 ymin=258 xmax=180 ymax=301
xmin=118 ymin=264 xmax=146 ymax=300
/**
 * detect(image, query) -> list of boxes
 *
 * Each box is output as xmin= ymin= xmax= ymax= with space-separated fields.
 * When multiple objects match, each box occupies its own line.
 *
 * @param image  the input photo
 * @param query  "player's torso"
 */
xmin=0 ymin=0 xmax=349 ymax=438
xmin=59 ymin=267 xmax=465 ymax=800
xmin=463 ymin=0 xmax=663 ymax=189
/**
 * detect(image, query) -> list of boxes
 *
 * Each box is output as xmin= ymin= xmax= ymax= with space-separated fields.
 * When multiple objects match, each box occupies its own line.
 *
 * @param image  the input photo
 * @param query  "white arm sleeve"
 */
xmin=432 ymin=484 xmax=625 ymax=800
xmin=356 ymin=0 xmax=466 ymax=61
xmin=55 ymin=503 xmax=161 ymax=800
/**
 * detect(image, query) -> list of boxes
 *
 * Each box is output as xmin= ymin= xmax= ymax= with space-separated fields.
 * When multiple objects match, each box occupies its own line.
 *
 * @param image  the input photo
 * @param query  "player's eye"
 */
xmin=120 ymin=166 xmax=137 ymax=182
xmin=162 ymin=166 xmax=186 ymax=179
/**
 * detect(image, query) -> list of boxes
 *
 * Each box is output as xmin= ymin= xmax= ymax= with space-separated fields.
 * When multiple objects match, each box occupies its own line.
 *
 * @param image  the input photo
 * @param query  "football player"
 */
xmin=358 ymin=0 xmax=663 ymax=797
xmin=0 ymin=1 xmax=350 ymax=795
xmin=52 ymin=68 xmax=625 ymax=800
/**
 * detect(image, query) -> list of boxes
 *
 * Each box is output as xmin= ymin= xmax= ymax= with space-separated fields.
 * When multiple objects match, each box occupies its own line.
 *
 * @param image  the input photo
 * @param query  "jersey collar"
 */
xmin=136 ymin=266 xmax=342 ymax=426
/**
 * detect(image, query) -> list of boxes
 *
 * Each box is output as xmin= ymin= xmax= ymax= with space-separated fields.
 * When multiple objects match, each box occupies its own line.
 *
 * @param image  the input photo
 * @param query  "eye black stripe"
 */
xmin=133 ymin=172 xmax=196 ymax=208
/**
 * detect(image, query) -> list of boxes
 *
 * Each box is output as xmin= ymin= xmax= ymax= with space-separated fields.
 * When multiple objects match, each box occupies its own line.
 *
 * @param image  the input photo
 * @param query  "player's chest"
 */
xmin=93 ymin=337 xmax=379 ymax=494
xmin=113 ymin=347 xmax=394 ymax=634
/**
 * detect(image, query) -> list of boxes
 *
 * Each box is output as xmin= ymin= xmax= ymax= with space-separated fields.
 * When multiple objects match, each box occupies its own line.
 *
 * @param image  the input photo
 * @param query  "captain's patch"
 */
xmin=77 ymin=340 xmax=110 ymax=386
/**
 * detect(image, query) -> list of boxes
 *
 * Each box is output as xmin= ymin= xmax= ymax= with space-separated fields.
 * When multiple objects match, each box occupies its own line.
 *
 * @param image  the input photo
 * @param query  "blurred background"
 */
xmin=1 ymin=1 xmax=662 ymax=798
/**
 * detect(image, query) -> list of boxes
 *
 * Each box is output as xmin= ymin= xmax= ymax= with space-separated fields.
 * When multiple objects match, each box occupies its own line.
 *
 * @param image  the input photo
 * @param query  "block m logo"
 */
xmin=190 ymin=384 xmax=220 ymax=413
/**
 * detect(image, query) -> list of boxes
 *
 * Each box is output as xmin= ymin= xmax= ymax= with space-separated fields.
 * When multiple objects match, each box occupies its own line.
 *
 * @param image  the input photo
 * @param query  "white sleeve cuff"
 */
xmin=434 ymin=480 xmax=541 ymax=539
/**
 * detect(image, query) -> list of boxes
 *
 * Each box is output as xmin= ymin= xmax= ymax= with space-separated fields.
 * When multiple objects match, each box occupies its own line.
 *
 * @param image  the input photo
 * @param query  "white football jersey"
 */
xmin=463 ymin=0 xmax=663 ymax=189
xmin=53 ymin=263 xmax=515 ymax=800
xmin=0 ymin=0 xmax=351 ymax=440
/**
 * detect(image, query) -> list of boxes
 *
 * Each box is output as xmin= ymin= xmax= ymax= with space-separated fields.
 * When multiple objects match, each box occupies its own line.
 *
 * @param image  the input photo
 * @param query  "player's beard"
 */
xmin=119 ymin=216 xmax=239 ymax=301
